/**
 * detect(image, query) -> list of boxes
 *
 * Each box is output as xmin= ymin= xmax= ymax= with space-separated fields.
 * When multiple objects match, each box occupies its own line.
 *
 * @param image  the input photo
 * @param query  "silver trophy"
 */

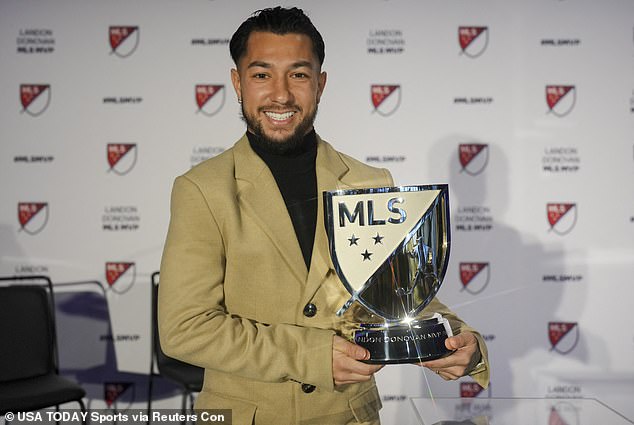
xmin=324 ymin=185 xmax=452 ymax=363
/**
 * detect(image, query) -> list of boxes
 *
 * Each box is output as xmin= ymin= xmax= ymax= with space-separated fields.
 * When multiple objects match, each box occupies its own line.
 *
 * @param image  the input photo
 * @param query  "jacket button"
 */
xmin=301 ymin=383 xmax=316 ymax=393
xmin=303 ymin=303 xmax=317 ymax=317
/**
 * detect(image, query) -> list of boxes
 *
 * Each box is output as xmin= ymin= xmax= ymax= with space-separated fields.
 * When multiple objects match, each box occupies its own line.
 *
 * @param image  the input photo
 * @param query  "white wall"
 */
xmin=1 ymin=0 xmax=633 ymax=422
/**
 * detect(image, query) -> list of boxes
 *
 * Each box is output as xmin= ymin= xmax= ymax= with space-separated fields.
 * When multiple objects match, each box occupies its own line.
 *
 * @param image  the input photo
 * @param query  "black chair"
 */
xmin=0 ymin=275 xmax=86 ymax=416
xmin=148 ymin=271 xmax=204 ymax=419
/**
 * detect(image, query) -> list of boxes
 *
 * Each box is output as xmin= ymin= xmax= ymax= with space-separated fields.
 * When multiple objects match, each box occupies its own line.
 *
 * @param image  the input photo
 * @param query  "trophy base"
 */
xmin=353 ymin=315 xmax=453 ymax=364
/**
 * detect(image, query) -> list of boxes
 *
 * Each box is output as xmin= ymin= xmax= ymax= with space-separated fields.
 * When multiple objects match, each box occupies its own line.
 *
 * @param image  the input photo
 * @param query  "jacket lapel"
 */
xmin=303 ymin=138 xmax=353 ymax=303
xmin=233 ymin=135 xmax=307 ymax=283
xmin=234 ymin=134 xmax=357 ymax=300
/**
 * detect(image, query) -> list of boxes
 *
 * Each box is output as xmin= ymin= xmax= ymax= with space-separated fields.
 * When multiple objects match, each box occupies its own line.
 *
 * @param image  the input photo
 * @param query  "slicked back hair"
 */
xmin=230 ymin=7 xmax=325 ymax=67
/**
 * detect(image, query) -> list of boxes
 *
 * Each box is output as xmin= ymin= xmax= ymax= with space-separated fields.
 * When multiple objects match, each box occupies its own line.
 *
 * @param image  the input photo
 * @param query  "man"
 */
xmin=159 ymin=7 xmax=489 ymax=425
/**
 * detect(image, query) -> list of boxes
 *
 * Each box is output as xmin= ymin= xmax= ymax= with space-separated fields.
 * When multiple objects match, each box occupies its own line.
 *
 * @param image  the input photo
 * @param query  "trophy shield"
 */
xmin=324 ymin=185 xmax=452 ymax=363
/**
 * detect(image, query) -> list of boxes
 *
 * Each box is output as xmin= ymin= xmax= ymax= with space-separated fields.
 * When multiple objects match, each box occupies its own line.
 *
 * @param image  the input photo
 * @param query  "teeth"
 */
xmin=265 ymin=111 xmax=294 ymax=121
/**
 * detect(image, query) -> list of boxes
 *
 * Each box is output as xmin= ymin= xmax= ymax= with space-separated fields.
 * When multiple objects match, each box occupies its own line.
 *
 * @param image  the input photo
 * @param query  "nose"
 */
xmin=271 ymin=76 xmax=293 ymax=105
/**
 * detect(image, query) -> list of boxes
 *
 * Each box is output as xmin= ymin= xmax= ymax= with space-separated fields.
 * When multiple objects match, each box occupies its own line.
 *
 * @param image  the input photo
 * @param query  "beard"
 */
xmin=241 ymin=104 xmax=318 ymax=155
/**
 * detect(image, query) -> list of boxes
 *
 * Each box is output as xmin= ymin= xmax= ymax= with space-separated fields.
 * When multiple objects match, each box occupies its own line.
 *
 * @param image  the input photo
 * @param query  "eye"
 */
xmin=292 ymin=72 xmax=308 ymax=79
xmin=253 ymin=73 xmax=268 ymax=79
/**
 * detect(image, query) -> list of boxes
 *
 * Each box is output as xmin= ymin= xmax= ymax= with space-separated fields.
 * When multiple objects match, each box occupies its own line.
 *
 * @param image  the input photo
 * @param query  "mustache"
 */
xmin=257 ymin=105 xmax=302 ymax=113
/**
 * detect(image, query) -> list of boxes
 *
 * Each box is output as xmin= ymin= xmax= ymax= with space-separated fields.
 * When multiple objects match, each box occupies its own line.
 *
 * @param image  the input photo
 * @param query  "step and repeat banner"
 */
xmin=1 ymin=0 xmax=633 ymax=422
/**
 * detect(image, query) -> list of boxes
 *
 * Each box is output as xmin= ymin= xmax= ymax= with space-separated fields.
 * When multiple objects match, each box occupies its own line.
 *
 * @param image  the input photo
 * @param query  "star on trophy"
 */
xmin=324 ymin=185 xmax=452 ymax=363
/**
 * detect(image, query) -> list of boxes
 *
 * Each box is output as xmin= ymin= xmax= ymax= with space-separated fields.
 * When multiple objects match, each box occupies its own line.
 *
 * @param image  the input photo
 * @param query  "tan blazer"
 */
xmin=159 ymin=135 xmax=489 ymax=425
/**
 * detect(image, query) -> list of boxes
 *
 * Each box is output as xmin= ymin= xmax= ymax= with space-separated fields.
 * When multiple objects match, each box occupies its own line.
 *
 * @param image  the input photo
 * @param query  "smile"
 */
xmin=264 ymin=111 xmax=295 ymax=121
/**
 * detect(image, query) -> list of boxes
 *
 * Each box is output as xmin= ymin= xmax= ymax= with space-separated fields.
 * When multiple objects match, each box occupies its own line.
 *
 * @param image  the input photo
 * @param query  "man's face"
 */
xmin=231 ymin=31 xmax=327 ymax=152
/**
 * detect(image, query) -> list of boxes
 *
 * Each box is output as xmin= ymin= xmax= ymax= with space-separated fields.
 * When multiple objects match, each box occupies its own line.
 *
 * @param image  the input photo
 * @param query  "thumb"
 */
xmin=445 ymin=332 xmax=475 ymax=350
xmin=445 ymin=335 xmax=462 ymax=350
xmin=334 ymin=336 xmax=370 ymax=360
xmin=348 ymin=342 xmax=371 ymax=361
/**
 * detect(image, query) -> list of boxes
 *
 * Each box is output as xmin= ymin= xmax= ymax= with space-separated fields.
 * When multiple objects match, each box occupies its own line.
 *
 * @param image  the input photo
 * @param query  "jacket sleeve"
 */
xmin=423 ymin=297 xmax=490 ymax=388
xmin=158 ymin=175 xmax=336 ymax=391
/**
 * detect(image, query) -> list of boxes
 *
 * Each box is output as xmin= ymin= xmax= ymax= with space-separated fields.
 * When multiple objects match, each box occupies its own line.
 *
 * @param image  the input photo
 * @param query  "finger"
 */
xmin=333 ymin=335 xmax=370 ymax=361
xmin=426 ymin=364 xmax=463 ymax=380
xmin=333 ymin=362 xmax=383 ymax=385
xmin=445 ymin=332 xmax=476 ymax=350
xmin=418 ymin=350 xmax=454 ymax=367
xmin=339 ymin=362 xmax=381 ymax=377
xmin=332 ymin=347 xmax=383 ymax=385
xmin=346 ymin=360 xmax=383 ymax=376
xmin=436 ymin=369 xmax=461 ymax=381
xmin=419 ymin=356 xmax=457 ymax=370
xmin=425 ymin=361 xmax=470 ymax=380
xmin=445 ymin=335 xmax=461 ymax=350
xmin=419 ymin=351 xmax=471 ymax=371
xmin=445 ymin=334 xmax=465 ymax=350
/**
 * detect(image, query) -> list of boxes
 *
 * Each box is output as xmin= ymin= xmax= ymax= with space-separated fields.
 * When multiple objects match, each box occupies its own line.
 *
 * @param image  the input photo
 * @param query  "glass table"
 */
xmin=410 ymin=397 xmax=634 ymax=425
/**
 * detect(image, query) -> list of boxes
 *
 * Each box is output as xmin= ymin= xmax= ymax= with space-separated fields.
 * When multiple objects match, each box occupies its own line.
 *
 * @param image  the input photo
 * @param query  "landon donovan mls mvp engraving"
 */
xmin=324 ymin=185 xmax=453 ymax=363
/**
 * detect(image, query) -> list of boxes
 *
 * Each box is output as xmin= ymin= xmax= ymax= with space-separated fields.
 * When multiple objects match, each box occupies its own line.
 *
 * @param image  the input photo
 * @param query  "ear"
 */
xmin=316 ymin=71 xmax=327 ymax=104
xmin=230 ymin=68 xmax=242 ymax=102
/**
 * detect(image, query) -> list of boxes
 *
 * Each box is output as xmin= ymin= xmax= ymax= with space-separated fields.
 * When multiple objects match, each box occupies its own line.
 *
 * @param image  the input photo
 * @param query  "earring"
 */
xmin=237 ymin=98 xmax=242 ymax=104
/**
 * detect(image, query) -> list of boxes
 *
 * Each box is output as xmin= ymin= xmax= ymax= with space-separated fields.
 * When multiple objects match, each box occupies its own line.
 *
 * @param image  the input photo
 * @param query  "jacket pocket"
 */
xmin=195 ymin=390 xmax=257 ymax=425
xmin=348 ymin=384 xmax=382 ymax=423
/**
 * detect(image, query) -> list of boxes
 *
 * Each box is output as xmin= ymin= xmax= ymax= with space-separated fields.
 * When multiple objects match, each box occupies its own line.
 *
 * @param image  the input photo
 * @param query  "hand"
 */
xmin=332 ymin=335 xmax=384 ymax=386
xmin=418 ymin=331 xmax=480 ymax=381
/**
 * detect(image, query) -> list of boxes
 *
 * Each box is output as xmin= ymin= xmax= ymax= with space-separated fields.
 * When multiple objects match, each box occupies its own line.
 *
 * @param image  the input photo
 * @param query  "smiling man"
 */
xmin=230 ymin=30 xmax=326 ymax=153
xmin=159 ymin=7 xmax=489 ymax=425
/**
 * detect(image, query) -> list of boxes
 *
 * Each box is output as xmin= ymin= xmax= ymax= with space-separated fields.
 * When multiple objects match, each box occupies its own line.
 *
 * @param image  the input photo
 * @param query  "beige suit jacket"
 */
xmin=159 ymin=134 xmax=489 ymax=425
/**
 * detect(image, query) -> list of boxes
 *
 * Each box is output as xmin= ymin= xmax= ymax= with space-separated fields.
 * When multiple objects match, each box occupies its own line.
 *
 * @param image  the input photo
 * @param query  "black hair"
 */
xmin=230 ymin=6 xmax=325 ymax=67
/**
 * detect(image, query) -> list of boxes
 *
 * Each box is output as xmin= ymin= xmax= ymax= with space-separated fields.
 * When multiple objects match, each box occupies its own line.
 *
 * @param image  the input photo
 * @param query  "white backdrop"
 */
xmin=1 ymin=0 xmax=633 ymax=422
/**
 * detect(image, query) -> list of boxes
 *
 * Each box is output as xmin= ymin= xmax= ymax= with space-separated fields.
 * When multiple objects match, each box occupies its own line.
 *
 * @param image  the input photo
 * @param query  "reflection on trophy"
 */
xmin=324 ymin=185 xmax=452 ymax=363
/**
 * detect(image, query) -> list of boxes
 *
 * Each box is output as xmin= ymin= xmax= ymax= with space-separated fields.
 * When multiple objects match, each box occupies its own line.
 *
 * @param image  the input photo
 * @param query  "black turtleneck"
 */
xmin=247 ymin=130 xmax=318 ymax=269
